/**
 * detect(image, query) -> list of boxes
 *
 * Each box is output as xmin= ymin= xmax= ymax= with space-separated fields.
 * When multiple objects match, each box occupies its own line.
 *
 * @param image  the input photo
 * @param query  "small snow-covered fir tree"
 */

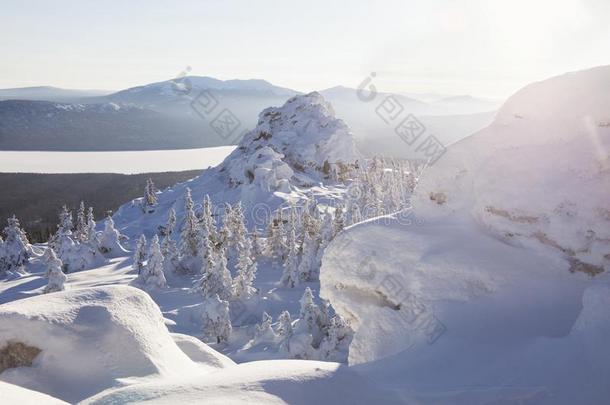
xmin=49 ymin=206 xmax=73 ymax=252
xmin=99 ymin=214 xmax=126 ymax=255
xmin=251 ymin=227 xmax=264 ymax=257
xmin=298 ymin=287 xmax=320 ymax=337
xmin=318 ymin=314 xmax=353 ymax=362
xmin=254 ymin=312 xmax=276 ymax=342
xmin=201 ymin=194 xmax=218 ymax=244
xmin=276 ymin=310 xmax=294 ymax=338
xmin=202 ymin=294 xmax=232 ymax=344
xmin=86 ymin=207 xmax=100 ymax=251
xmin=280 ymin=221 xmax=299 ymax=288
xmin=75 ymin=201 xmax=88 ymax=243
xmin=0 ymin=215 xmax=31 ymax=276
xmin=332 ymin=204 xmax=345 ymax=238
xmin=265 ymin=210 xmax=286 ymax=262
xmin=142 ymin=178 xmax=158 ymax=213
xmin=43 ymin=249 xmax=66 ymax=293
xmin=297 ymin=227 xmax=319 ymax=282
xmin=133 ymin=234 xmax=147 ymax=275
xmin=233 ymin=252 xmax=257 ymax=299
xmin=196 ymin=245 xmax=232 ymax=300
xmin=161 ymin=208 xmax=179 ymax=273
xmin=143 ymin=235 xmax=166 ymax=289
xmin=178 ymin=188 xmax=202 ymax=273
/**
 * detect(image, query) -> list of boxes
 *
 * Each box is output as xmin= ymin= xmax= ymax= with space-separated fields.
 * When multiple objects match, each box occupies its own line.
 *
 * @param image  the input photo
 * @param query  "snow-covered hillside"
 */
xmin=319 ymin=66 xmax=610 ymax=403
xmin=112 ymin=92 xmax=359 ymax=238
xmin=1 ymin=67 xmax=609 ymax=404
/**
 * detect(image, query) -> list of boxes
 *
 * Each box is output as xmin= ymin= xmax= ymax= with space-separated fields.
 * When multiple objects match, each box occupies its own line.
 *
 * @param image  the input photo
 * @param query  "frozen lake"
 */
xmin=0 ymin=146 xmax=236 ymax=174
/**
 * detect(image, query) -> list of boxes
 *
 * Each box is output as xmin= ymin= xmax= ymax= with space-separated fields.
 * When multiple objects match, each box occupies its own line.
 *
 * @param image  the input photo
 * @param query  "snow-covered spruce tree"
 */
xmin=310 ymin=209 xmax=334 ymax=279
xmin=178 ymin=188 xmax=202 ymax=273
xmin=49 ymin=205 xmax=73 ymax=252
xmin=202 ymin=293 xmax=232 ymax=344
xmin=348 ymin=200 xmax=363 ymax=226
xmin=160 ymin=207 xmax=176 ymax=240
xmin=217 ymin=204 xmax=234 ymax=257
xmin=201 ymin=194 xmax=218 ymax=244
xmin=332 ymin=204 xmax=345 ymax=238
xmin=99 ymin=214 xmax=126 ymax=255
xmin=43 ymin=249 xmax=67 ymax=294
xmin=160 ymin=208 xmax=179 ymax=273
xmin=297 ymin=287 xmax=321 ymax=339
xmin=143 ymin=235 xmax=166 ymax=289
xmin=318 ymin=313 xmax=353 ymax=362
xmin=297 ymin=212 xmax=321 ymax=283
xmin=133 ymin=234 xmax=147 ymax=275
xmin=251 ymin=227 xmax=264 ymax=258
xmin=254 ymin=312 xmax=276 ymax=342
xmin=266 ymin=209 xmax=286 ymax=263
xmin=196 ymin=245 xmax=232 ymax=300
xmin=276 ymin=310 xmax=294 ymax=353
xmin=277 ymin=310 xmax=294 ymax=337
xmin=142 ymin=178 xmax=158 ymax=213
xmin=280 ymin=213 xmax=299 ymax=288
xmin=233 ymin=242 xmax=257 ymax=299
xmin=75 ymin=201 xmax=88 ymax=243
xmin=0 ymin=215 xmax=31 ymax=276
xmin=86 ymin=207 xmax=100 ymax=251
xmin=228 ymin=202 xmax=249 ymax=263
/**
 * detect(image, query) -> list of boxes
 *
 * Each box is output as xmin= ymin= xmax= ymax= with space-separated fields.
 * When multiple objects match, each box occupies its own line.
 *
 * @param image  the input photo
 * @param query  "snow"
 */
xmin=414 ymin=65 xmax=610 ymax=271
xmin=0 ymin=285 xmax=212 ymax=402
xmin=2 ymin=67 xmax=609 ymax=403
xmin=0 ymin=146 xmax=236 ymax=174
xmin=0 ymin=381 xmax=67 ymax=404
xmin=318 ymin=66 xmax=610 ymax=403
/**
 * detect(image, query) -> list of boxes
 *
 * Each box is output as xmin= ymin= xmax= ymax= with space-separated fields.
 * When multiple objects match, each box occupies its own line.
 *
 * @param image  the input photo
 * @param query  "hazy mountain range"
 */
xmin=0 ymin=77 xmax=501 ymax=152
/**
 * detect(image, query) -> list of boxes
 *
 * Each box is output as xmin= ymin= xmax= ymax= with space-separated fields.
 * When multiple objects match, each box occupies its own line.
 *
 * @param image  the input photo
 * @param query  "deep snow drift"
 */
xmin=320 ymin=66 xmax=610 ymax=403
xmin=414 ymin=65 xmax=610 ymax=273
xmin=0 ymin=285 xmax=393 ymax=404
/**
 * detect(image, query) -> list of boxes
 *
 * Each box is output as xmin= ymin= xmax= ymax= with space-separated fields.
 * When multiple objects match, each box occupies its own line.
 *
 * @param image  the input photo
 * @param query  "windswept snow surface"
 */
xmin=0 ymin=285 xmax=392 ymax=404
xmin=320 ymin=66 xmax=610 ymax=404
xmin=415 ymin=65 xmax=610 ymax=271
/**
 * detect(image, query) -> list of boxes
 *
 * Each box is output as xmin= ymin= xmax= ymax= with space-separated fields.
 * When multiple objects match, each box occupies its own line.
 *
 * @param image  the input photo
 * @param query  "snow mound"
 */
xmin=83 ymin=360 xmax=397 ymax=404
xmin=414 ymin=65 xmax=610 ymax=272
xmin=0 ymin=380 xmax=67 ymax=404
xmin=0 ymin=286 xmax=228 ymax=402
xmin=320 ymin=215 xmax=610 ymax=403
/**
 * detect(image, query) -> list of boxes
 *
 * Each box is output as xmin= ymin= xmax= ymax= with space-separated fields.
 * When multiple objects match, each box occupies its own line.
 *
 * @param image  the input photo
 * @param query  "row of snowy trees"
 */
xmin=48 ymin=203 xmax=126 ymax=273
xmin=345 ymin=157 xmax=423 ymax=222
xmin=250 ymin=287 xmax=353 ymax=362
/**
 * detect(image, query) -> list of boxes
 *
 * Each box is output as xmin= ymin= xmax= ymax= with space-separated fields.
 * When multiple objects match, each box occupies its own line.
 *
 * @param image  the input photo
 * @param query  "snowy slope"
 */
xmin=319 ymin=66 xmax=610 ymax=403
xmin=112 ymin=92 xmax=359 ymax=238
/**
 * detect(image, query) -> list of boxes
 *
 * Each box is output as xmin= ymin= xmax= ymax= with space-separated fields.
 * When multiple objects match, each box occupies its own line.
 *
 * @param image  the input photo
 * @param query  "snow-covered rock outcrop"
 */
xmin=414 ymin=65 xmax=610 ymax=273
xmin=0 ymin=286 xmax=232 ymax=402
xmin=220 ymin=91 xmax=359 ymax=190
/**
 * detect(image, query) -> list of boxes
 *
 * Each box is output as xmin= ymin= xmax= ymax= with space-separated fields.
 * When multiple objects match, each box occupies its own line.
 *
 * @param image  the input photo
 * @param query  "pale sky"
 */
xmin=1 ymin=0 xmax=609 ymax=98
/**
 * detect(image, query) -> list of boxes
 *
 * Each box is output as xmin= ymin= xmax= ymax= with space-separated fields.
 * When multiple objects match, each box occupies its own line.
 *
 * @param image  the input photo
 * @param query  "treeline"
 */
xmin=0 ymin=171 xmax=200 ymax=243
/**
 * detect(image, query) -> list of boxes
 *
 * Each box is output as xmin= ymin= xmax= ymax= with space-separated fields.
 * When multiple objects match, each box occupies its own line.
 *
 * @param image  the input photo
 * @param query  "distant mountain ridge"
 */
xmin=0 ymin=77 xmax=501 ymax=152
